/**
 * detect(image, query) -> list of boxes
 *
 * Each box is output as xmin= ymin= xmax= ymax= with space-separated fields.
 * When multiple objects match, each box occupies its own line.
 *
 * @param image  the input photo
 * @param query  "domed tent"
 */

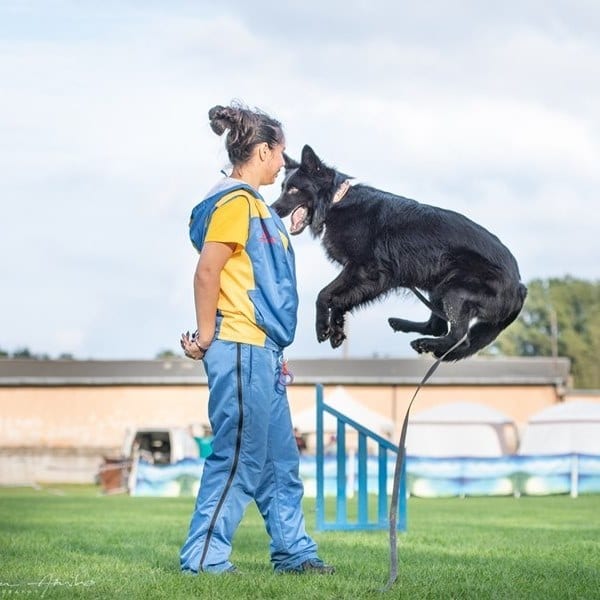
xmin=406 ymin=401 xmax=518 ymax=457
xmin=518 ymin=400 xmax=600 ymax=455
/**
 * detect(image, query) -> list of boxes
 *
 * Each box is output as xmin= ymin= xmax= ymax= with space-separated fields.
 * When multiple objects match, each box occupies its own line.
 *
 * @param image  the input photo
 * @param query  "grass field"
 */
xmin=1 ymin=485 xmax=599 ymax=599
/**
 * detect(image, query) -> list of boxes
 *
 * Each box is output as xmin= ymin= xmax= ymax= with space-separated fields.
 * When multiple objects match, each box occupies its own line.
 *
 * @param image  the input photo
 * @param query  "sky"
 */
xmin=1 ymin=0 xmax=599 ymax=361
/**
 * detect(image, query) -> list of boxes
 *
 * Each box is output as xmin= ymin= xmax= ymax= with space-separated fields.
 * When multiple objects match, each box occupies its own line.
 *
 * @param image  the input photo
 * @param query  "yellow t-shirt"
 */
xmin=204 ymin=191 xmax=291 ymax=347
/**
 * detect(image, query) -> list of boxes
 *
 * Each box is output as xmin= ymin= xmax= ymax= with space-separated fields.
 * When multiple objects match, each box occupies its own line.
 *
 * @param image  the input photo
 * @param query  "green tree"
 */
xmin=12 ymin=347 xmax=34 ymax=359
xmin=489 ymin=277 xmax=600 ymax=388
xmin=155 ymin=349 xmax=178 ymax=359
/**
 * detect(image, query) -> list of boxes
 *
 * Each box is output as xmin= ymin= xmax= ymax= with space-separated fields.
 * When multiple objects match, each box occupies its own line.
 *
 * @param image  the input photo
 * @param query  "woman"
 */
xmin=179 ymin=102 xmax=333 ymax=575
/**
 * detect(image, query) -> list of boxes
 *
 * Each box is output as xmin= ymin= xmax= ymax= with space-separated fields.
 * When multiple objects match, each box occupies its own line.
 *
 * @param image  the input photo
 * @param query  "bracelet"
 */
xmin=194 ymin=339 xmax=209 ymax=354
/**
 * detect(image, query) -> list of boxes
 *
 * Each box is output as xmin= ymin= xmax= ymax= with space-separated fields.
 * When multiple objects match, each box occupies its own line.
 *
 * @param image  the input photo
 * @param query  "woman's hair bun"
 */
xmin=208 ymin=105 xmax=240 ymax=136
xmin=207 ymin=101 xmax=283 ymax=166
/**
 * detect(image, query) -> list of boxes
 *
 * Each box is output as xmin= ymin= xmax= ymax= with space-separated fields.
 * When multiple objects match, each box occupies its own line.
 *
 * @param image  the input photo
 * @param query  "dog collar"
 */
xmin=332 ymin=179 xmax=352 ymax=204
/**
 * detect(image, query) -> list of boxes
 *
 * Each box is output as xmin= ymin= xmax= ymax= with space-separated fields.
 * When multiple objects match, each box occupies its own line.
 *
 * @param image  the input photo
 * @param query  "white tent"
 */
xmin=293 ymin=386 xmax=395 ymax=437
xmin=518 ymin=400 xmax=600 ymax=455
xmin=406 ymin=401 xmax=518 ymax=457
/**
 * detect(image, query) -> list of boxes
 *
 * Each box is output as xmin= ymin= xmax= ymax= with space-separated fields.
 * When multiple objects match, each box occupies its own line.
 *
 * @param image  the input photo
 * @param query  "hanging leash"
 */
xmin=381 ymin=331 xmax=469 ymax=593
xmin=409 ymin=287 xmax=448 ymax=321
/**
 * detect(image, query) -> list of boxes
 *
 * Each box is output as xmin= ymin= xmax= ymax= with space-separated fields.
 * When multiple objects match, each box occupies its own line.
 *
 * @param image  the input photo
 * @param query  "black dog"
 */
xmin=271 ymin=145 xmax=527 ymax=361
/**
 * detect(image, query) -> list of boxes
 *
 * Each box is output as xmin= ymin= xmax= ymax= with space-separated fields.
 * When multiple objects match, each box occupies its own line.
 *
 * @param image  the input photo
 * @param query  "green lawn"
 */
xmin=1 ymin=485 xmax=599 ymax=599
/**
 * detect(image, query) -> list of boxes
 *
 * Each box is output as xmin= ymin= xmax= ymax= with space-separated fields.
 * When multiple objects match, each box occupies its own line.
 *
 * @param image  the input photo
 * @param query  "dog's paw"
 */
xmin=330 ymin=329 xmax=346 ymax=349
xmin=316 ymin=324 xmax=330 ymax=342
xmin=410 ymin=338 xmax=434 ymax=355
xmin=389 ymin=317 xmax=409 ymax=332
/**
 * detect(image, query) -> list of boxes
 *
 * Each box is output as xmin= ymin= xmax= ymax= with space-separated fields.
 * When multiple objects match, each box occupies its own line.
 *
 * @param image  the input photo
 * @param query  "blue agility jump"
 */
xmin=314 ymin=383 xmax=406 ymax=532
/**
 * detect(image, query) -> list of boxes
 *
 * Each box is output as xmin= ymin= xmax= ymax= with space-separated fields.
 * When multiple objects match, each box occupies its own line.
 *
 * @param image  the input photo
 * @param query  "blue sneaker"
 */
xmin=277 ymin=558 xmax=335 ymax=574
xmin=182 ymin=565 xmax=241 ymax=575
xmin=224 ymin=565 xmax=241 ymax=575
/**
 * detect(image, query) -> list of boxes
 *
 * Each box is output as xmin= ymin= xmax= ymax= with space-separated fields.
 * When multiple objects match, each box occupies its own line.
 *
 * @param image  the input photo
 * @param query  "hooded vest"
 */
xmin=189 ymin=179 xmax=298 ymax=350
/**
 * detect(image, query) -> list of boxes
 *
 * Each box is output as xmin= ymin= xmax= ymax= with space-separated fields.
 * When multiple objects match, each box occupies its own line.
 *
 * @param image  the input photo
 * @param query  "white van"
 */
xmin=122 ymin=427 xmax=200 ymax=464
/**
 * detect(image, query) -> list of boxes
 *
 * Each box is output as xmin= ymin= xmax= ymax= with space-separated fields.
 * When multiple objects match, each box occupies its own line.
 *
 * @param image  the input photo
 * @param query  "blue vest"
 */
xmin=189 ymin=182 xmax=298 ymax=349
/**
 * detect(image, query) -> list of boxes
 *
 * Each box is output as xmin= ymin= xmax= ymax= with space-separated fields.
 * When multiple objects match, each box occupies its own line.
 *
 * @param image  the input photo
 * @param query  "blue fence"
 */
xmin=406 ymin=453 xmax=600 ymax=497
xmin=128 ymin=385 xmax=600 ymax=504
xmin=315 ymin=383 xmax=406 ymax=532
xmin=130 ymin=452 xmax=600 ymax=499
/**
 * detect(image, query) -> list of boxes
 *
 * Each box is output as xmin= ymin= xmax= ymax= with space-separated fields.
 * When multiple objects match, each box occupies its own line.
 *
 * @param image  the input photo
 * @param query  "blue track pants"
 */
xmin=180 ymin=340 xmax=318 ymax=573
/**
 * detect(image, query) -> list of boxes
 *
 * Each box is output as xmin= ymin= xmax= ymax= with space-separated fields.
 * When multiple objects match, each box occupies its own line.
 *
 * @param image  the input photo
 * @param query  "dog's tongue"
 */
xmin=290 ymin=205 xmax=307 ymax=234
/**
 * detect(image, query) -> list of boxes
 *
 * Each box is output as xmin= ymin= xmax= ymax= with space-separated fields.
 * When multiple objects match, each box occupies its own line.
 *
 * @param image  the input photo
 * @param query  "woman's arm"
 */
xmin=181 ymin=241 xmax=235 ymax=360
xmin=194 ymin=241 xmax=235 ymax=346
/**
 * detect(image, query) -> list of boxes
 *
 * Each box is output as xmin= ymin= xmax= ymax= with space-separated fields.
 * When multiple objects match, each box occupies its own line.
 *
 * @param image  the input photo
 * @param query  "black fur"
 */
xmin=271 ymin=145 xmax=527 ymax=361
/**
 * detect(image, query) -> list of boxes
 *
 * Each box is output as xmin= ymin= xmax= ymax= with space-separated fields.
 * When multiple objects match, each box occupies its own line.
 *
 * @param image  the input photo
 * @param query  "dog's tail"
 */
xmin=443 ymin=283 xmax=528 ymax=361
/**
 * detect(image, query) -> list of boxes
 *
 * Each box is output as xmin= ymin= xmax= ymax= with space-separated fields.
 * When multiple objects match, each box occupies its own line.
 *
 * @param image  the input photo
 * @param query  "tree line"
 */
xmin=487 ymin=276 xmax=600 ymax=389
xmin=0 ymin=348 xmax=74 ymax=360
xmin=3 ymin=277 xmax=599 ymax=388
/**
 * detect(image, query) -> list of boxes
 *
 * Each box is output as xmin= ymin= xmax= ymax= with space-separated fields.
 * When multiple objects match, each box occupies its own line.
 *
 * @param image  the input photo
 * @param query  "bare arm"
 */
xmin=194 ymin=241 xmax=235 ymax=345
xmin=181 ymin=241 xmax=235 ymax=359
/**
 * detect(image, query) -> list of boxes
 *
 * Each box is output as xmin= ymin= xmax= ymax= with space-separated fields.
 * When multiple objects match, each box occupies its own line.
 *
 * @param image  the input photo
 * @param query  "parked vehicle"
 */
xmin=98 ymin=426 xmax=200 ymax=494
xmin=122 ymin=427 xmax=200 ymax=464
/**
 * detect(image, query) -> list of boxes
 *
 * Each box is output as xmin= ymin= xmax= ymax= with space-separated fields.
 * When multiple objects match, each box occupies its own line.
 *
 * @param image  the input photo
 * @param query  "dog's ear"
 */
xmin=301 ymin=145 xmax=322 ymax=173
xmin=283 ymin=153 xmax=300 ymax=170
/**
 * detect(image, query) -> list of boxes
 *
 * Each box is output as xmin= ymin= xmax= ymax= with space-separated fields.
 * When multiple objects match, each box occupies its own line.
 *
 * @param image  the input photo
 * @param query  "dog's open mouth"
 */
xmin=289 ymin=205 xmax=308 ymax=235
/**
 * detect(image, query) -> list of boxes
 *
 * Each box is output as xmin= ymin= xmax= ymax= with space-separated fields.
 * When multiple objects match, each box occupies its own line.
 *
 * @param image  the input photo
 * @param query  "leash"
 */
xmin=381 ymin=331 xmax=469 ymax=593
xmin=409 ymin=287 xmax=448 ymax=321
xmin=331 ymin=177 xmax=464 ymax=590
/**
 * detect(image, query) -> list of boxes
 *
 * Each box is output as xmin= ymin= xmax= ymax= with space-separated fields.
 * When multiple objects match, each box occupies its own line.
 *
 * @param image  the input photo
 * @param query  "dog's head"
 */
xmin=271 ymin=145 xmax=344 ymax=236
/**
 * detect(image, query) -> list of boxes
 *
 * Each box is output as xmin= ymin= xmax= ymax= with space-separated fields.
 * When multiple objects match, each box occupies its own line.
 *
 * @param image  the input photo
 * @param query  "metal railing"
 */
xmin=314 ymin=383 xmax=406 ymax=531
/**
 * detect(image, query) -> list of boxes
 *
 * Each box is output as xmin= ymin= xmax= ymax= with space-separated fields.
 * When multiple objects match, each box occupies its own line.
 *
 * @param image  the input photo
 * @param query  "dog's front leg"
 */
xmin=315 ymin=293 xmax=346 ymax=347
xmin=329 ymin=308 xmax=346 ymax=348
xmin=315 ymin=270 xmax=353 ymax=344
xmin=315 ymin=288 xmax=332 ymax=342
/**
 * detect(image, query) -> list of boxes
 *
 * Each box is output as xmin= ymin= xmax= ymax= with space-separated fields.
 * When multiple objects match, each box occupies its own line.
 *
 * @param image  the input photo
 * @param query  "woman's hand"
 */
xmin=180 ymin=331 xmax=209 ymax=361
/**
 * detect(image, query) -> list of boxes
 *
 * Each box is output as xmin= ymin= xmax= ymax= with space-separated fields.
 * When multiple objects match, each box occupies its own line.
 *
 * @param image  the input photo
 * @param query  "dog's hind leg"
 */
xmin=411 ymin=319 xmax=472 ymax=358
xmin=389 ymin=289 xmax=448 ymax=335
xmin=410 ymin=291 xmax=475 ymax=359
xmin=388 ymin=314 xmax=448 ymax=336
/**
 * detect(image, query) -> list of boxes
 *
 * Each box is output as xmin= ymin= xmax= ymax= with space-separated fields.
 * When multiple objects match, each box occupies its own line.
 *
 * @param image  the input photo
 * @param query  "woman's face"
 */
xmin=262 ymin=141 xmax=286 ymax=185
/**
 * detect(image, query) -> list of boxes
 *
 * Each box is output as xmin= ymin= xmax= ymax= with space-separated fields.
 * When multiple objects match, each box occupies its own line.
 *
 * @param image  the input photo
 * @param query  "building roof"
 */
xmin=0 ymin=356 xmax=571 ymax=387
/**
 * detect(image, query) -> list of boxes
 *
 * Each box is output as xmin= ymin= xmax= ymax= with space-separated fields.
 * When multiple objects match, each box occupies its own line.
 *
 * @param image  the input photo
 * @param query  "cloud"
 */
xmin=1 ymin=2 xmax=599 ymax=359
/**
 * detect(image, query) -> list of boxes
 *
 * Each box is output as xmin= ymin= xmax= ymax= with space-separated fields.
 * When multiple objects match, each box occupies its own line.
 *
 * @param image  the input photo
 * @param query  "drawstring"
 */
xmin=277 ymin=356 xmax=294 ymax=392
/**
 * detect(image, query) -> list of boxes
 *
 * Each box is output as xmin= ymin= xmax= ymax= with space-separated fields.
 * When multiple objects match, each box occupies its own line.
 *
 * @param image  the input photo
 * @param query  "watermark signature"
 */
xmin=0 ymin=575 xmax=95 ymax=597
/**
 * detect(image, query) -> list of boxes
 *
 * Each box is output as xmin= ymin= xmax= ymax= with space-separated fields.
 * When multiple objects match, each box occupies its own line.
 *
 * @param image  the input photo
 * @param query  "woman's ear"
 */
xmin=258 ymin=142 xmax=269 ymax=161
